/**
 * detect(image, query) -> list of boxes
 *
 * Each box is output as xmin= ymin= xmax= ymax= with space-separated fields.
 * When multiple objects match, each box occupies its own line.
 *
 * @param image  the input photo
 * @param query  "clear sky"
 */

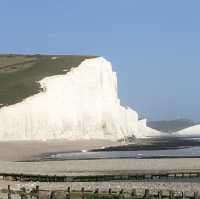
xmin=0 ymin=0 xmax=200 ymax=121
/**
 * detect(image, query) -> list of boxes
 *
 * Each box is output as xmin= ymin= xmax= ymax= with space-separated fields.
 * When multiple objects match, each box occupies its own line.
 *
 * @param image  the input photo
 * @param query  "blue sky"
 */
xmin=0 ymin=0 xmax=200 ymax=121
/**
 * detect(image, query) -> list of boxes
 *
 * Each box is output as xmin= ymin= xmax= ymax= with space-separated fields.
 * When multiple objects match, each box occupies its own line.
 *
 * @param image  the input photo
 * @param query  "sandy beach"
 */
xmin=1 ymin=158 xmax=200 ymax=176
xmin=1 ymin=139 xmax=200 ymax=193
xmin=0 ymin=140 xmax=200 ymax=175
xmin=0 ymin=139 xmax=119 ymax=161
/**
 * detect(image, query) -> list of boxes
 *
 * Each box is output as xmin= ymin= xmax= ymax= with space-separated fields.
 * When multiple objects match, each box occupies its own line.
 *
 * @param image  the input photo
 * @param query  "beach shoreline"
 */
xmin=0 ymin=139 xmax=119 ymax=162
xmin=1 ymin=139 xmax=200 ymax=192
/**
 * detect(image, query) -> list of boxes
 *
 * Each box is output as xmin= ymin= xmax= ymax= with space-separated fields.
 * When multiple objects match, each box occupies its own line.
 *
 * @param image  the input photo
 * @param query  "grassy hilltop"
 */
xmin=0 ymin=54 xmax=96 ymax=107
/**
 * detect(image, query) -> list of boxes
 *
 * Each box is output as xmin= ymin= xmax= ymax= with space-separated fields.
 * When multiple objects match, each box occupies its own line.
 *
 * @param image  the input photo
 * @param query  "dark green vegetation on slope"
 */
xmin=0 ymin=54 xmax=96 ymax=107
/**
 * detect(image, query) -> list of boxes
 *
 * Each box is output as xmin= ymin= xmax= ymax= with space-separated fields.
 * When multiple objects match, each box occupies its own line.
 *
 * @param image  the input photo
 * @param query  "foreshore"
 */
xmin=1 ymin=140 xmax=200 ymax=178
xmin=0 ymin=139 xmax=119 ymax=161
xmin=0 ymin=139 xmax=200 ymax=192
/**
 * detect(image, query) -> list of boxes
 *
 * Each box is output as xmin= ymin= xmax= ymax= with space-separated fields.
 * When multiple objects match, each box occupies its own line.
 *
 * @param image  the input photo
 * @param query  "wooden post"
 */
xmin=8 ymin=185 xmax=11 ymax=199
xmin=144 ymin=189 xmax=150 ymax=199
xmin=50 ymin=191 xmax=56 ymax=199
xmin=180 ymin=191 xmax=184 ymax=199
xmin=94 ymin=188 xmax=99 ymax=199
xmin=35 ymin=185 xmax=39 ymax=199
xmin=95 ymin=188 xmax=99 ymax=194
xmin=20 ymin=187 xmax=26 ymax=199
xmin=119 ymin=189 xmax=124 ymax=199
xmin=131 ymin=189 xmax=137 ymax=199
xmin=194 ymin=192 xmax=199 ymax=199
xmin=81 ymin=187 xmax=85 ymax=199
xmin=169 ymin=191 xmax=174 ymax=199
xmin=24 ymin=187 xmax=27 ymax=199
xmin=158 ymin=190 xmax=162 ymax=199
xmin=30 ymin=188 xmax=35 ymax=198
xmin=66 ymin=187 xmax=71 ymax=199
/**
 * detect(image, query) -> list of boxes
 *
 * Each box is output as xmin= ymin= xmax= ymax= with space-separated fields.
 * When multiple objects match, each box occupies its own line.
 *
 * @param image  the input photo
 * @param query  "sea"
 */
xmin=38 ymin=136 xmax=200 ymax=161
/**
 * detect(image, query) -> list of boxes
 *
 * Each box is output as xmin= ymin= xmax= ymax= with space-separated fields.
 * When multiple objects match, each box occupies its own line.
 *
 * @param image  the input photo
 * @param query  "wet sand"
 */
xmin=1 ymin=138 xmax=200 ymax=162
xmin=0 ymin=139 xmax=119 ymax=161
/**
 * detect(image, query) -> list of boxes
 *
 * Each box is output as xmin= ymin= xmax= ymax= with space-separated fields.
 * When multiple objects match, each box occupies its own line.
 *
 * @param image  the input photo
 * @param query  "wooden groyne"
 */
xmin=0 ymin=170 xmax=200 ymax=182
xmin=1 ymin=185 xmax=200 ymax=199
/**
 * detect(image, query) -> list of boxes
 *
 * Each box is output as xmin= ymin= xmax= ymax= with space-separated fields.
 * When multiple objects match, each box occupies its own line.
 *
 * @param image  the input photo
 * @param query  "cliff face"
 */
xmin=0 ymin=55 xmax=160 ymax=140
xmin=175 ymin=125 xmax=200 ymax=137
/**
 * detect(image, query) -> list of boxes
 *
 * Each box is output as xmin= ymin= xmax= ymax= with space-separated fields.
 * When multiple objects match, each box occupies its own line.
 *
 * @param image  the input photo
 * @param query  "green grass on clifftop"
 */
xmin=0 ymin=54 xmax=96 ymax=107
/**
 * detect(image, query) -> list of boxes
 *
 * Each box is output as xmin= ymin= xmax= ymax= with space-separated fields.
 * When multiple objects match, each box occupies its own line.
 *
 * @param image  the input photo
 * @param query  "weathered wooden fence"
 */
xmin=1 ymin=185 xmax=200 ymax=199
xmin=0 ymin=171 xmax=200 ymax=182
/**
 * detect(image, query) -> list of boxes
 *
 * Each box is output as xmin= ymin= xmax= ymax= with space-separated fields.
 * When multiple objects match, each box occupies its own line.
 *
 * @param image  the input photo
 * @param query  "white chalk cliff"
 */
xmin=175 ymin=125 xmax=200 ymax=137
xmin=0 ymin=57 xmax=160 ymax=140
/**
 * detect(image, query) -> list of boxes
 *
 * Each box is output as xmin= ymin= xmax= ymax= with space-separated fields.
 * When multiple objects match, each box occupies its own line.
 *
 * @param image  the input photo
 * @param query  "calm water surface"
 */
xmin=40 ymin=137 xmax=200 ymax=161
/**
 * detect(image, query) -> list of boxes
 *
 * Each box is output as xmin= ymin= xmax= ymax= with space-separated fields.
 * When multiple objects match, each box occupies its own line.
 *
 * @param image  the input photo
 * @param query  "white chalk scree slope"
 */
xmin=0 ymin=57 xmax=160 ymax=140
